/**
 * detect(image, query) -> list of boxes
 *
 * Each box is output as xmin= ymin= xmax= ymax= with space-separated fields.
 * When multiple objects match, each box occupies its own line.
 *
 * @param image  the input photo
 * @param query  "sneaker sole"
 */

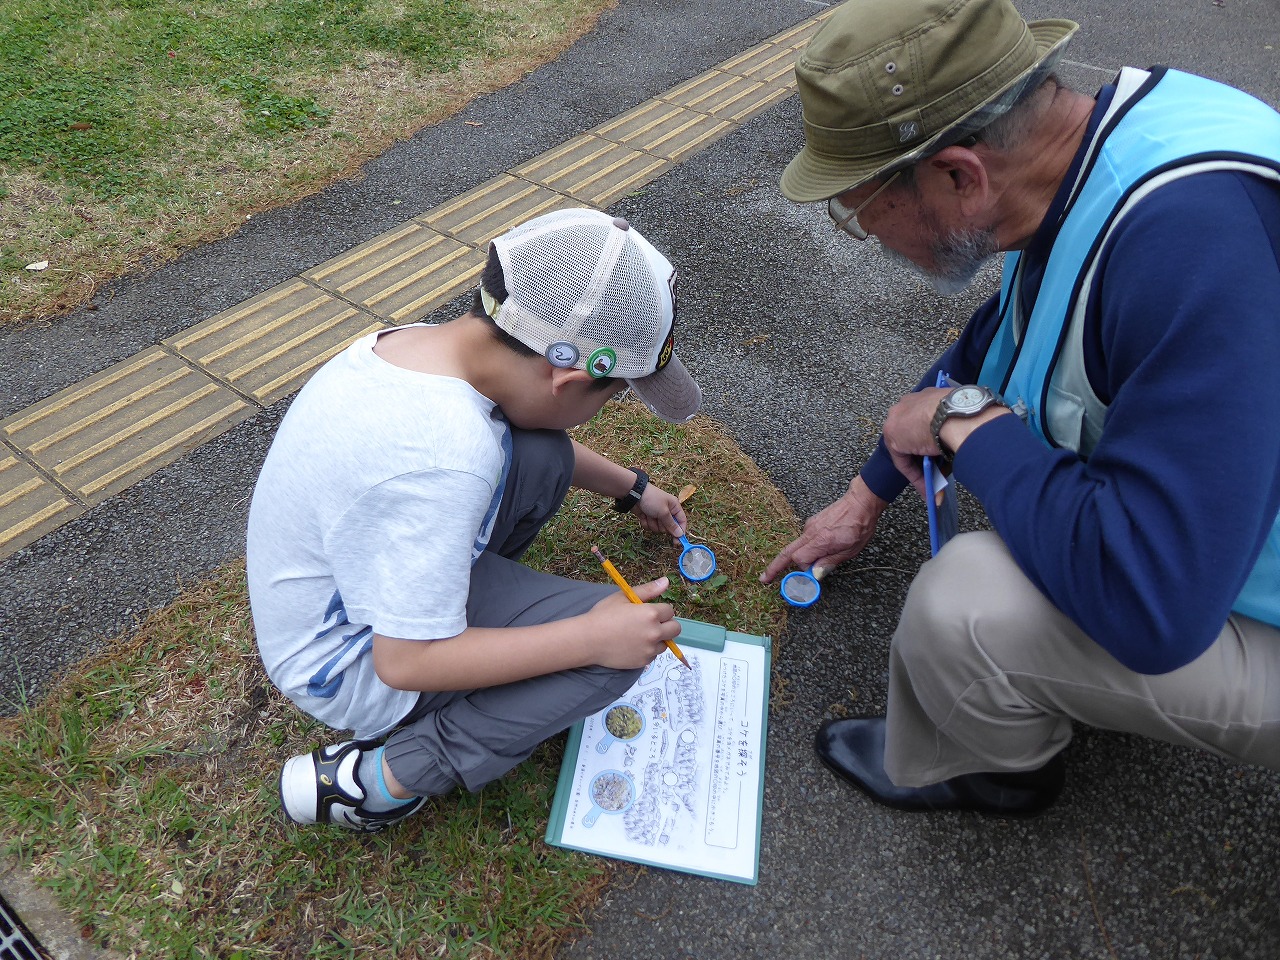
xmin=279 ymin=752 xmax=320 ymax=825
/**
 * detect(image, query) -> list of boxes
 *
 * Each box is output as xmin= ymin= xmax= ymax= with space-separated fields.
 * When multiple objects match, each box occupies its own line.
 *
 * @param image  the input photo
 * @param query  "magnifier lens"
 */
xmin=780 ymin=571 xmax=820 ymax=607
xmin=680 ymin=545 xmax=715 ymax=581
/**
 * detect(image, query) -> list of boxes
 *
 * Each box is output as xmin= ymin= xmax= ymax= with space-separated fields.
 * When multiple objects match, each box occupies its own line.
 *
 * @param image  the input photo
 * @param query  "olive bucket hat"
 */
xmin=780 ymin=0 xmax=1077 ymax=202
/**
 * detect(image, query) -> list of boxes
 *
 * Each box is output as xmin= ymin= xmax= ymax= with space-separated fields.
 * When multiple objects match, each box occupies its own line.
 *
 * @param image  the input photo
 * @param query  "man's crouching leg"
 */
xmin=816 ymin=531 xmax=1071 ymax=816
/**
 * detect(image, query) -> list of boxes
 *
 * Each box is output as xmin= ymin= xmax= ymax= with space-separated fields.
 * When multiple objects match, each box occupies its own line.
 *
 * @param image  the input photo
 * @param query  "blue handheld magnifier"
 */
xmin=780 ymin=568 xmax=821 ymax=608
xmin=675 ymin=527 xmax=716 ymax=583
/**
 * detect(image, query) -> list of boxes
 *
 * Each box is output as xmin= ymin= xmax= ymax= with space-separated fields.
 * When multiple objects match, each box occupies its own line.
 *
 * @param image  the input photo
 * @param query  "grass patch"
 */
xmin=0 ymin=401 xmax=798 ymax=959
xmin=528 ymin=400 xmax=801 ymax=637
xmin=1 ymin=0 xmax=616 ymax=325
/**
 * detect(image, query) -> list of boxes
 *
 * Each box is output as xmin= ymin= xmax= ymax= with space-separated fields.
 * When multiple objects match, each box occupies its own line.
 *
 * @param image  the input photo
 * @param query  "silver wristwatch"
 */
xmin=930 ymin=385 xmax=1001 ymax=462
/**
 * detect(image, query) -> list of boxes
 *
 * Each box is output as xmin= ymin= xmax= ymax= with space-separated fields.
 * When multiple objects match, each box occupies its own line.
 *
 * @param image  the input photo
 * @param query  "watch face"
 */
xmin=950 ymin=386 xmax=988 ymax=410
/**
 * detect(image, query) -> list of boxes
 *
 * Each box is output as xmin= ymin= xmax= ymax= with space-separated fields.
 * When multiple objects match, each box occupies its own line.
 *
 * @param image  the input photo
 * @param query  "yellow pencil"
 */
xmin=591 ymin=545 xmax=691 ymax=669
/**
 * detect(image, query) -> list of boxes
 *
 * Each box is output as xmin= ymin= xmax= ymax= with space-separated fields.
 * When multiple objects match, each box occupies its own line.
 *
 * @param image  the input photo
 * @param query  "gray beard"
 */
xmin=883 ymin=225 xmax=999 ymax=297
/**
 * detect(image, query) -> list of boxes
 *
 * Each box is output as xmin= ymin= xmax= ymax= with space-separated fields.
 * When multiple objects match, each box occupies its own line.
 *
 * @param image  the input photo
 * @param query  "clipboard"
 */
xmin=923 ymin=458 xmax=958 ymax=555
xmin=924 ymin=371 xmax=960 ymax=556
xmin=545 ymin=617 xmax=771 ymax=885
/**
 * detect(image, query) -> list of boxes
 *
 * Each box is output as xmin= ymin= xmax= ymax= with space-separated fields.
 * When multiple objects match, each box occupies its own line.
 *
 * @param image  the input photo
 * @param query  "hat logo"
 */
xmin=655 ymin=268 xmax=678 ymax=371
xmin=896 ymin=121 xmax=921 ymax=143
xmin=546 ymin=341 xmax=579 ymax=368
xmin=656 ymin=329 xmax=674 ymax=372
xmin=587 ymin=347 xmax=617 ymax=378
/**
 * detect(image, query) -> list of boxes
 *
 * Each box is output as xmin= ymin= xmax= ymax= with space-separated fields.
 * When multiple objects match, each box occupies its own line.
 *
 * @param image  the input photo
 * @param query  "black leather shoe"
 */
xmin=814 ymin=716 xmax=1064 ymax=818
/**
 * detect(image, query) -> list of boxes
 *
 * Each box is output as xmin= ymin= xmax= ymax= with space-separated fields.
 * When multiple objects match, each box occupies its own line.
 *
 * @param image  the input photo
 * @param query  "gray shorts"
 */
xmin=383 ymin=427 xmax=641 ymax=796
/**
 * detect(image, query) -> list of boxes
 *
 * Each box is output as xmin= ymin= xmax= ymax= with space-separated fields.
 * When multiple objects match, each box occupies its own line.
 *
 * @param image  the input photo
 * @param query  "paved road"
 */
xmin=3 ymin=0 xmax=1278 ymax=957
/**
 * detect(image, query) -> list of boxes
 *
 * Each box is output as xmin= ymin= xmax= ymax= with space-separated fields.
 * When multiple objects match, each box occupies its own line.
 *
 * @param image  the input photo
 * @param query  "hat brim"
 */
xmin=626 ymin=353 xmax=702 ymax=423
xmin=780 ymin=20 xmax=1078 ymax=203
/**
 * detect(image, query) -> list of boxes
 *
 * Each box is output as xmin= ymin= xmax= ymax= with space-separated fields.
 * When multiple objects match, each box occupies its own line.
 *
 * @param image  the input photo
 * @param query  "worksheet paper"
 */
xmin=545 ymin=618 xmax=770 ymax=885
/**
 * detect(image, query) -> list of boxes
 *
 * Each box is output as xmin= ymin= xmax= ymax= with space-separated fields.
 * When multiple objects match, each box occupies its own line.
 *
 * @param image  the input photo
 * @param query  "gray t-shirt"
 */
xmin=247 ymin=328 xmax=510 ymax=738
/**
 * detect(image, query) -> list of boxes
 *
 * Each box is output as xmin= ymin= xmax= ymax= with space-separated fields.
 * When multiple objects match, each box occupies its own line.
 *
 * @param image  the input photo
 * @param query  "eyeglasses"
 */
xmin=827 ymin=169 xmax=903 ymax=240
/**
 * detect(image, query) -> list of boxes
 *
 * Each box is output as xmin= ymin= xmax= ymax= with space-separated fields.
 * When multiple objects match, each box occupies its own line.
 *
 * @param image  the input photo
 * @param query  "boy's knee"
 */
xmin=598 ymin=663 xmax=646 ymax=694
xmin=579 ymin=663 xmax=645 ymax=705
xmin=510 ymin=428 xmax=573 ymax=479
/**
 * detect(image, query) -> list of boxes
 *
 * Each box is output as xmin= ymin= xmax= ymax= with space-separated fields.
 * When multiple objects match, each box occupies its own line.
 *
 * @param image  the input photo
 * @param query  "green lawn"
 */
xmin=0 ymin=402 xmax=799 ymax=959
xmin=1 ymin=0 xmax=610 ymax=324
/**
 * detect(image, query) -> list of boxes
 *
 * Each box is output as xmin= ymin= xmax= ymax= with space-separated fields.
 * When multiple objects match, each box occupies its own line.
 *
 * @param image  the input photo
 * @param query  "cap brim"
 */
xmin=780 ymin=20 xmax=1078 ymax=202
xmin=626 ymin=353 xmax=702 ymax=423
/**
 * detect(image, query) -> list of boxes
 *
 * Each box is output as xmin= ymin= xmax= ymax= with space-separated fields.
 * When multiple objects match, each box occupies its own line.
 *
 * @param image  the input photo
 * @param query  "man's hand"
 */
xmin=882 ymin=386 xmax=950 ymax=496
xmin=760 ymin=476 xmax=888 ymax=583
xmin=586 ymin=576 xmax=681 ymax=669
xmin=884 ymin=386 xmax=1013 ymax=496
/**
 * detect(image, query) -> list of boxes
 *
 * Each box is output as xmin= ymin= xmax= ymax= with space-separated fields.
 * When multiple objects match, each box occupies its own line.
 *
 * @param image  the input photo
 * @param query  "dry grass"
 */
xmin=531 ymin=401 xmax=802 ymax=643
xmin=0 ymin=401 xmax=799 ymax=959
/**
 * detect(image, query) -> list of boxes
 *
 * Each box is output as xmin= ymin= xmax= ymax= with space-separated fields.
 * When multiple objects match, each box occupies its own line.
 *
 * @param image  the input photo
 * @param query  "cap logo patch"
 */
xmin=654 ymin=267 xmax=678 ymax=371
xmin=546 ymin=341 xmax=579 ymax=368
xmin=656 ymin=329 xmax=675 ymax=372
xmin=897 ymin=120 xmax=921 ymax=143
xmin=587 ymin=347 xmax=617 ymax=379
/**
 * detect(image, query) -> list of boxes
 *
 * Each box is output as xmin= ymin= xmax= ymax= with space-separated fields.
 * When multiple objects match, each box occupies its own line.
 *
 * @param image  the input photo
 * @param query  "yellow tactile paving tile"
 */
xmin=718 ymin=40 xmax=800 ymax=88
xmin=165 ymin=279 xmax=384 ymax=407
xmin=422 ymin=175 xmax=582 ymax=248
xmin=658 ymin=71 xmax=784 ymax=125
xmin=593 ymin=100 xmax=735 ymax=162
xmin=768 ymin=8 xmax=837 ymax=50
xmin=1 ymin=348 xmax=254 ymax=504
xmin=0 ymin=449 xmax=83 ymax=558
xmin=305 ymin=223 xmax=482 ymax=324
xmin=513 ymin=135 xmax=672 ymax=208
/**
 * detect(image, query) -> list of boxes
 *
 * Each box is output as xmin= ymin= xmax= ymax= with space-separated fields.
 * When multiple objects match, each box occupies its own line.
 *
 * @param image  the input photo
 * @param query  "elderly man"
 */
xmin=763 ymin=0 xmax=1280 ymax=815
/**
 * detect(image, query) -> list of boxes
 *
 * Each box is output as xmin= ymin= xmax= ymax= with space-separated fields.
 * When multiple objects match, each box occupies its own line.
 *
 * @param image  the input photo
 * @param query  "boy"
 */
xmin=247 ymin=208 xmax=701 ymax=831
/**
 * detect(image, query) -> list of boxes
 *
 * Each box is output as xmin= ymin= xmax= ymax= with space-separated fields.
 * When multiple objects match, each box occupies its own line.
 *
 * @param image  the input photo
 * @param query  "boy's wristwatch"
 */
xmin=613 ymin=468 xmax=649 ymax=512
xmin=930 ymin=385 xmax=1002 ymax=462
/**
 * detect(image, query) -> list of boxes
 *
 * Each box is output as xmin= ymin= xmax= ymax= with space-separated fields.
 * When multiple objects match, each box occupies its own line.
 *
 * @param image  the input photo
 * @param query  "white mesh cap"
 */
xmin=483 ymin=208 xmax=701 ymax=423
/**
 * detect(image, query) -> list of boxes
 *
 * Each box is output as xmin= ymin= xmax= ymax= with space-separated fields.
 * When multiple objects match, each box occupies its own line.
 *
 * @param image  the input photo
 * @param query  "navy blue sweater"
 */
xmin=860 ymin=88 xmax=1280 ymax=674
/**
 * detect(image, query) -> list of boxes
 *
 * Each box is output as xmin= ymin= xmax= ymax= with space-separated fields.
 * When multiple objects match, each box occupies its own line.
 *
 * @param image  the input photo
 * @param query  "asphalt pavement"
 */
xmin=3 ymin=0 xmax=1278 ymax=957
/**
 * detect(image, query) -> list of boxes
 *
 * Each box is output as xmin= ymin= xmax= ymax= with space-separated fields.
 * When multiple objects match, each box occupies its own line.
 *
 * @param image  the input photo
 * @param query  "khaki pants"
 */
xmin=884 ymin=531 xmax=1280 ymax=786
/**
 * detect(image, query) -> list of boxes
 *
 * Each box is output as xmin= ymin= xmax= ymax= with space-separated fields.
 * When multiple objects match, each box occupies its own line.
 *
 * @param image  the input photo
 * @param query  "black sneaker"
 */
xmin=279 ymin=740 xmax=425 ymax=832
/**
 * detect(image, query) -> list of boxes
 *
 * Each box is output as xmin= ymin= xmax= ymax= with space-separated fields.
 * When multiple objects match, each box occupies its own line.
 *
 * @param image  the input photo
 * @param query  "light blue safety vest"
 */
xmin=976 ymin=66 xmax=1280 ymax=627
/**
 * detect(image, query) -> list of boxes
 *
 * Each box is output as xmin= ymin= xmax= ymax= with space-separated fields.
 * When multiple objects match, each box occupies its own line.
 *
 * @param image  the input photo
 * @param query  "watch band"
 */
xmin=930 ymin=403 xmax=958 ymax=464
xmin=612 ymin=467 xmax=649 ymax=513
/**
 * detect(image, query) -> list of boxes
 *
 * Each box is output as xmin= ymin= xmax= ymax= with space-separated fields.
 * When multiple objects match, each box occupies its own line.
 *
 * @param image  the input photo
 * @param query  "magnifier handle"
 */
xmin=670 ymin=512 xmax=689 ymax=539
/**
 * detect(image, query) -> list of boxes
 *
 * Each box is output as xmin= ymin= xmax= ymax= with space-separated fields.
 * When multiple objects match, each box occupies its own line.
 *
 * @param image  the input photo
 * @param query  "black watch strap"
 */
xmin=613 ymin=468 xmax=649 ymax=513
